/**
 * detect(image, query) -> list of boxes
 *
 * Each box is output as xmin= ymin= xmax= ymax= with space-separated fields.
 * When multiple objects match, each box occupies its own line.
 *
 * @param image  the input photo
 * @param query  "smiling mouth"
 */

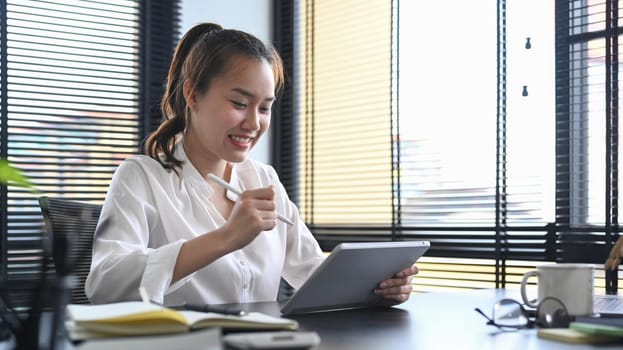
xmin=229 ymin=135 xmax=254 ymax=145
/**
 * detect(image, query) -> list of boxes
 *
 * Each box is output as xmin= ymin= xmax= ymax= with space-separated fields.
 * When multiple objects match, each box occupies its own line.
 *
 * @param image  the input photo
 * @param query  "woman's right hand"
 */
xmin=221 ymin=186 xmax=277 ymax=250
xmin=172 ymin=186 xmax=278 ymax=283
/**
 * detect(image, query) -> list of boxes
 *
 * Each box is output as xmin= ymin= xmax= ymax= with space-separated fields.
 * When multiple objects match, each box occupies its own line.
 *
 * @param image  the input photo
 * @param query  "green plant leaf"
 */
xmin=0 ymin=159 xmax=39 ymax=194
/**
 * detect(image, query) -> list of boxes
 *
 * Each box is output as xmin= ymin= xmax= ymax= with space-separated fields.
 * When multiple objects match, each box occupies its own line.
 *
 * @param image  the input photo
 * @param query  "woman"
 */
xmin=85 ymin=22 xmax=418 ymax=306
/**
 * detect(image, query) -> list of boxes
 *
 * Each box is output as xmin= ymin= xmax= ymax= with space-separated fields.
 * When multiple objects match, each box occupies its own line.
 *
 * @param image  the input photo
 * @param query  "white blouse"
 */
xmin=85 ymin=145 xmax=325 ymax=305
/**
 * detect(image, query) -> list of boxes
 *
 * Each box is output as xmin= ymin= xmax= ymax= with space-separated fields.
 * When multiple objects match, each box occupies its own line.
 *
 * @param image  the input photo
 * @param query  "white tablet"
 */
xmin=280 ymin=241 xmax=430 ymax=315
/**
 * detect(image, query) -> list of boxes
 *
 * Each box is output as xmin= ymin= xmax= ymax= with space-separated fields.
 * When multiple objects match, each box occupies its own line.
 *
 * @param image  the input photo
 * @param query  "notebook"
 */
xmin=280 ymin=241 xmax=430 ymax=315
xmin=571 ymin=316 xmax=623 ymax=337
xmin=593 ymin=294 xmax=623 ymax=316
xmin=66 ymin=301 xmax=298 ymax=340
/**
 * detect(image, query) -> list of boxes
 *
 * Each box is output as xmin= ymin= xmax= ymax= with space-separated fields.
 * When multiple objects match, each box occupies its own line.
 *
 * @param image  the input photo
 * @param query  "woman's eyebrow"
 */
xmin=231 ymin=87 xmax=275 ymax=102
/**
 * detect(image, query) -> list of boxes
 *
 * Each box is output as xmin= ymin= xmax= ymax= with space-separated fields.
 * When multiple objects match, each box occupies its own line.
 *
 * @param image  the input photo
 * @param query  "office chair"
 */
xmin=38 ymin=197 xmax=102 ymax=304
xmin=38 ymin=196 xmax=296 ymax=304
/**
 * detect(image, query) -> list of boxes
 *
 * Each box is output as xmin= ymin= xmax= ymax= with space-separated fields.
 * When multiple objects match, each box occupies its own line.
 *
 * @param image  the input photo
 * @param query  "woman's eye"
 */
xmin=231 ymin=101 xmax=246 ymax=108
xmin=259 ymin=106 xmax=271 ymax=114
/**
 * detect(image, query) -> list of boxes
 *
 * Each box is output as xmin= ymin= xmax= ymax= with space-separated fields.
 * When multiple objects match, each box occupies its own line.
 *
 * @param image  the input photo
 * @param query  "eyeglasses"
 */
xmin=475 ymin=297 xmax=571 ymax=330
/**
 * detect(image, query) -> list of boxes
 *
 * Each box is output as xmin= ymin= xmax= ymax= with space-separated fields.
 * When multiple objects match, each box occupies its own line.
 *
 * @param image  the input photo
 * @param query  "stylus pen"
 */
xmin=207 ymin=173 xmax=294 ymax=226
xmin=182 ymin=303 xmax=247 ymax=316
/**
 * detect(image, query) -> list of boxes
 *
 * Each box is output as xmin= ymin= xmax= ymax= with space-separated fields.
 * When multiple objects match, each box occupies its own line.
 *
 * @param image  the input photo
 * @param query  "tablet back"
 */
xmin=280 ymin=241 xmax=430 ymax=315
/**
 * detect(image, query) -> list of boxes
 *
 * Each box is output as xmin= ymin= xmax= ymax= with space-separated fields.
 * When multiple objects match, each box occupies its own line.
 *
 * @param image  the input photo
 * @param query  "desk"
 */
xmin=6 ymin=289 xmax=620 ymax=349
xmin=227 ymin=288 xmax=622 ymax=350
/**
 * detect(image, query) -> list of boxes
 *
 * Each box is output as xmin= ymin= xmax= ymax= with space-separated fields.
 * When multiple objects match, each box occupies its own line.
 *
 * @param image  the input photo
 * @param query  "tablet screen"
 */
xmin=280 ymin=241 xmax=430 ymax=315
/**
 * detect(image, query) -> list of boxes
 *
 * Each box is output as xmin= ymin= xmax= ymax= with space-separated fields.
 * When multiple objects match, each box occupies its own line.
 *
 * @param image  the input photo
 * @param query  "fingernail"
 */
xmin=380 ymin=282 xmax=387 ymax=288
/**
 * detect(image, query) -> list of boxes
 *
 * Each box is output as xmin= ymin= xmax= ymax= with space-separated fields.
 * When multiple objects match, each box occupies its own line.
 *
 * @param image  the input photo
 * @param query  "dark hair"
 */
xmin=145 ymin=22 xmax=285 ymax=170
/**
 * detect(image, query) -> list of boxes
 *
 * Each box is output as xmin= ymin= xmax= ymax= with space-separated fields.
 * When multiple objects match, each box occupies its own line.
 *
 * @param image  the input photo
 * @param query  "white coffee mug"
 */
xmin=520 ymin=263 xmax=594 ymax=316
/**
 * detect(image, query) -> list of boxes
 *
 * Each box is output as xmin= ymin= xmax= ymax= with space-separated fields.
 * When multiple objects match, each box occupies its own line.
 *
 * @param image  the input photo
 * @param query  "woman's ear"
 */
xmin=182 ymin=79 xmax=196 ymax=110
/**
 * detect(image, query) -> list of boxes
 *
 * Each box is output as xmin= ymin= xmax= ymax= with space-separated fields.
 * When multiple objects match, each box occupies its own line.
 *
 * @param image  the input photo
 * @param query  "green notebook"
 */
xmin=538 ymin=328 xmax=621 ymax=344
xmin=569 ymin=317 xmax=623 ymax=338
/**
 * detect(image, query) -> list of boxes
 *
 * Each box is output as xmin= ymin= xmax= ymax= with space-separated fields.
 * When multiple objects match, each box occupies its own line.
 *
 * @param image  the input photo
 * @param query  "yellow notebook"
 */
xmin=66 ymin=301 xmax=298 ymax=339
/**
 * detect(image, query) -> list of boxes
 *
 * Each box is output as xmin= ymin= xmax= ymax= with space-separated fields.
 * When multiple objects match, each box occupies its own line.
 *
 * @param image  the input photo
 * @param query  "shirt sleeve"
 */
xmin=266 ymin=167 xmax=326 ymax=289
xmin=85 ymin=159 xmax=185 ymax=304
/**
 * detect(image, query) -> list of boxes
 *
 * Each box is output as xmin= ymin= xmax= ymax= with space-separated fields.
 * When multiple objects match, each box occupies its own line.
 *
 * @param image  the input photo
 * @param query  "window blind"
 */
xmin=0 ymin=0 xmax=180 ymax=308
xmin=555 ymin=0 xmax=623 ymax=291
xmin=295 ymin=0 xmax=394 ymax=227
xmin=272 ymin=0 xmax=299 ymax=204
xmin=273 ymin=0 xmax=623 ymax=292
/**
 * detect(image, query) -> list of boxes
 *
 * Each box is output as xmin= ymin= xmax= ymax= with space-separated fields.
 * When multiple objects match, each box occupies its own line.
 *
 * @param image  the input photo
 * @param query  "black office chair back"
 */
xmin=38 ymin=197 xmax=102 ymax=304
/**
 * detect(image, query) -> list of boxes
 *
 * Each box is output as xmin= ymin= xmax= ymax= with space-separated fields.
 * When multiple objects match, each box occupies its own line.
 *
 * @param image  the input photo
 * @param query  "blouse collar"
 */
xmin=173 ymin=142 xmax=241 ymax=201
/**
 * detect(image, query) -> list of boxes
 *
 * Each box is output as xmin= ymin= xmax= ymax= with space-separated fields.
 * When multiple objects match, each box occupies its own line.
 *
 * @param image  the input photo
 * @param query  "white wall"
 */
xmin=180 ymin=0 xmax=273 ymax=164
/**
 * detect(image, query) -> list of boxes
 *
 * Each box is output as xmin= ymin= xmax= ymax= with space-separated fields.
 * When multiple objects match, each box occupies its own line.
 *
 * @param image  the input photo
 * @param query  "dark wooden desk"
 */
xmin=228 ymin=288 xmax=623 ymax=350
xmin=14 ymin=289 xmax=619 ymax=349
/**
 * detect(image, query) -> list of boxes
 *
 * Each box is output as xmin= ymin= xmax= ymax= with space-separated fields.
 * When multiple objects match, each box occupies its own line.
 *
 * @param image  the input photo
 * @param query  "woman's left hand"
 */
xmin=374 ymin=265 xmax=419 ymax=304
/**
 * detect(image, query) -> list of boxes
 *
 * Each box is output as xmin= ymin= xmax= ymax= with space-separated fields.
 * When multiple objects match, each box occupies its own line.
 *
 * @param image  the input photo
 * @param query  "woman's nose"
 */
xmin=241 ymin=109 xmax=260 ymax=130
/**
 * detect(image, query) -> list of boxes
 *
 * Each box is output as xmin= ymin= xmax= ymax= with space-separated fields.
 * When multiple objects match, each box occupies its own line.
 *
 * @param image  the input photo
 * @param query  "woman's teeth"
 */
xmin=230 ymin=135 xmax=252 ymax=143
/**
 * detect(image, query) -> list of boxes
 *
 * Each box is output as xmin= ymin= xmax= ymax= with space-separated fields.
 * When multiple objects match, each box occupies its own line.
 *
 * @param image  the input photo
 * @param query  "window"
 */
xmin=273 ymin=0 xmax=623 ymax=292
xmin=0 ymin=0 xmax=180 ymax=307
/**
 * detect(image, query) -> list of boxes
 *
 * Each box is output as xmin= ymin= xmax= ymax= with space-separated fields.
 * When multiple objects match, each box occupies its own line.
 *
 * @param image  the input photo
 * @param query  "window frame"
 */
xmin=272 ymin=0 xmax=622 ymax=292
xmin=0 ymin=0 xmax=180 ymax=308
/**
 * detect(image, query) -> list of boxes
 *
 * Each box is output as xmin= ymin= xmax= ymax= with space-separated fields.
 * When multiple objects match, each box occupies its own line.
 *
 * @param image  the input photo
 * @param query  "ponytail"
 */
xmin=145 ymin=23 xmax=223 ymax=170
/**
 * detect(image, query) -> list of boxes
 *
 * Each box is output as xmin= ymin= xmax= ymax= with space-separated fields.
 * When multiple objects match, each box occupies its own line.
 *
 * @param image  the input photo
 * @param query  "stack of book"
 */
xmin=538 ymin=317 xmax=623 ymax=344
xmin=66 ymin=301 xmax=299 ymax=341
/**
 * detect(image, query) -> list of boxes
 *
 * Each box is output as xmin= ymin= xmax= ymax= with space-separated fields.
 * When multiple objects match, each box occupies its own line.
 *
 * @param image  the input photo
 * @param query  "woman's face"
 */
xmin=183 ymin=55 xmax=275 ymax=166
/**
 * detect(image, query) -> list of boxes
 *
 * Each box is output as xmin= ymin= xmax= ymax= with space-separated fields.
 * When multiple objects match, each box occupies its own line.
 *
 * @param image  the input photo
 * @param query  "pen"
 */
xmin=139 ymin=287 xmax=245 ymax=316
xmin=183 ymin=303 xmax=247 ymax=316
xmin=207 ymin=173 xmax=294 ymax=226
